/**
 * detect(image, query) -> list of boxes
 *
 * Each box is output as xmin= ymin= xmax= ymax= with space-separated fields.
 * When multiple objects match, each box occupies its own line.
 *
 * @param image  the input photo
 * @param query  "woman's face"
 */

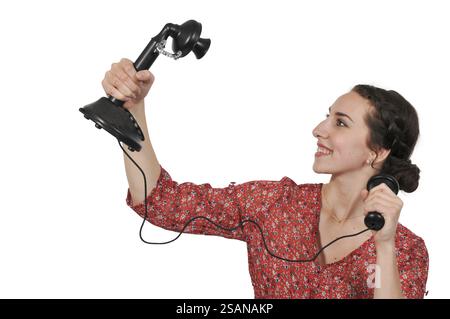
xmin=312 ymin=91 xmax=375 ymax=175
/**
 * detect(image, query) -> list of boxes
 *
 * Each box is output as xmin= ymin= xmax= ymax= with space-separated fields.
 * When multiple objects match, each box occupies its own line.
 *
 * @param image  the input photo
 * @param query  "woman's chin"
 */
xmin=312 ymin=165 xmax=326 ymax=174
xmin=312 ymin=161 xmax=335 ymax=174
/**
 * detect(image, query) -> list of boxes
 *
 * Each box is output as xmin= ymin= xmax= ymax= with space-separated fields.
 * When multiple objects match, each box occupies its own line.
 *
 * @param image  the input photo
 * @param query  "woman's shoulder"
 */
xmin=277 ymin=176 xmax=322 ymax=190
xmin=237 ymin=176 xmax=320 ymax=192
xmin=273 ymin=177 xmax=322 ymax=193
xmin=395 ymin=223 xmax=428 ymax=255
xmin=243 ymin=177 xmax=322 ymax=205
xmin=279 ymin=179 xmax=323 ymax=205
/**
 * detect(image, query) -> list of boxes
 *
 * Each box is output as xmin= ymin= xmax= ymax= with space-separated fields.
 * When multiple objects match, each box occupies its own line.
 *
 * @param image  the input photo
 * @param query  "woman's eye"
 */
xmin=337 ymin=119 xmax=346 ymax=127
xmin=325 ymin=114 xmax=346 ymax=127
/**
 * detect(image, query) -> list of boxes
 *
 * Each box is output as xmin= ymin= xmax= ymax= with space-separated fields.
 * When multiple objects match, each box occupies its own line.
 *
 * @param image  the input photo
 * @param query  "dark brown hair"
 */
xmin=352 ymin=84 xmax=420 ymax=193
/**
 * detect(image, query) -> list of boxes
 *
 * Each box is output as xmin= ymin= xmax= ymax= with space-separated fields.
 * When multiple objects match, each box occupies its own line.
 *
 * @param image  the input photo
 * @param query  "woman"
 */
xmin=105 ymin=58 xmax=429 ymax=299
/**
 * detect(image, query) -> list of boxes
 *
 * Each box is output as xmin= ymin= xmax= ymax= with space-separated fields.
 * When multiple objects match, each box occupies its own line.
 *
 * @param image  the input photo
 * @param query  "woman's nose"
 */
xmin=312 ymin=124 xmax=327 ymax=139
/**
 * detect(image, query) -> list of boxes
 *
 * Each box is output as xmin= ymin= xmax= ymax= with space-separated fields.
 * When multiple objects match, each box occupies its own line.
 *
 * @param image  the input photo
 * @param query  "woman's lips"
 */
xmin=315 ymin=146 xmax=333 ymax=157
xmin=317 ymin=143 xmax=333 ymax=151
xmin=315 ymin=151 xmax=332 ymax=157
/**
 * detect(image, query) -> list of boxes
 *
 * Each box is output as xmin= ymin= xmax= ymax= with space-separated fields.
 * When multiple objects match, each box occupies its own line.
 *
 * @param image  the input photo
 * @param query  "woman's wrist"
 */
xmin=129 ymin=100 xmax=146 ymax=118
xmin=375 ymin=239 xmax=396 ymax=252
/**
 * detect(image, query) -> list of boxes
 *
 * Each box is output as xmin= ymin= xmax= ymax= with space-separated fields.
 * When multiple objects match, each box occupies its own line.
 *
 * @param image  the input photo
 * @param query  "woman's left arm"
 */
xmin=373 ymin=237 xmax=429 ymax=299
xmin=374 ymin=241 xmax=405 ymax=298
xmin=361 ymin=183 xmax=407 ymax=298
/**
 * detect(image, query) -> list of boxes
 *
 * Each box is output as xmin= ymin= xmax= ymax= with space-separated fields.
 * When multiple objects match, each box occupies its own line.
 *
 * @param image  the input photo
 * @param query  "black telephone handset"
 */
xmin=364 ymin=174 xmax=400 ymax=231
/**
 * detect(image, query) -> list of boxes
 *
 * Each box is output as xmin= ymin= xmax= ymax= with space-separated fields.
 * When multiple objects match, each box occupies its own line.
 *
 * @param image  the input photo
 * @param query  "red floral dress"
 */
xmin=126 ymin=164 xmax=429 ymax=299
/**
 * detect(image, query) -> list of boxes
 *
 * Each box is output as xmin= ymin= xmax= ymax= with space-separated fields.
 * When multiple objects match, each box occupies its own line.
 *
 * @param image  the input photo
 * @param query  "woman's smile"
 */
xmin=315 ymin=146 xmax=333 ymax=157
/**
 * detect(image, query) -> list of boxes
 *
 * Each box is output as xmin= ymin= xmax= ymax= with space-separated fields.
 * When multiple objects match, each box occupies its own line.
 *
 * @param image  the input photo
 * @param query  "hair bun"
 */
xmin=388 ymin=157 xmax=420 ymax=193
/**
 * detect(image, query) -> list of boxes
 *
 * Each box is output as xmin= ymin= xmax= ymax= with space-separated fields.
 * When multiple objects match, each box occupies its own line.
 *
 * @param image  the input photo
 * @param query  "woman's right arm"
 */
xmin=102 ymin=58 xmax=286 ymax=242
xmin=122 ymin=102 xmax=161 ymax=205
xmin=101 ymin=58 xmax=160 ymax=204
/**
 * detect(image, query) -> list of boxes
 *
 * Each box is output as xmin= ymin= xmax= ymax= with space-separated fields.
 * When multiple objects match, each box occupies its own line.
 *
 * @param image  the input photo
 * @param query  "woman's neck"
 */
xmin=322 ymin=176 xmax=368 ymax=222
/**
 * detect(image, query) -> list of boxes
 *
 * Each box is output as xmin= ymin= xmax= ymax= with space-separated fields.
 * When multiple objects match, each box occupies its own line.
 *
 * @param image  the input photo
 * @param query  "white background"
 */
xmin=0 ymin=0 xmax=448 ymax=298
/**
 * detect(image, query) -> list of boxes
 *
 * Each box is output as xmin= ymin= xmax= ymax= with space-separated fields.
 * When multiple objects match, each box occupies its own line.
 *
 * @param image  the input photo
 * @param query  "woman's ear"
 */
xmin=374 ymin=148 xmax=391 ymax=165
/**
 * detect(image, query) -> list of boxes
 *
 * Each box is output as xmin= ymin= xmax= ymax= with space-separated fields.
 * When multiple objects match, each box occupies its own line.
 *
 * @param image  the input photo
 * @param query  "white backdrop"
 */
xmin=0 ymin=0 xmax=448 ymax=298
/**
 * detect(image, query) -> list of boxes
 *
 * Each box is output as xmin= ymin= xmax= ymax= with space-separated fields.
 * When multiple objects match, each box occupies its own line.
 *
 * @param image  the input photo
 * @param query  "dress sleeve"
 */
xmin=125 ymin=164 xmax=284 ymax=242
xmin=397 ymin=236 xmax=429 ymax=299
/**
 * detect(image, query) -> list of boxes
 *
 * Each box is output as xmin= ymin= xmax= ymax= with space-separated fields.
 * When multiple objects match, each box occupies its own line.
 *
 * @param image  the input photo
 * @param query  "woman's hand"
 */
xmin=360 ymin=183 xmax=404 ymax=245
xmin=101 ymin=58 xmax=155 ymax=110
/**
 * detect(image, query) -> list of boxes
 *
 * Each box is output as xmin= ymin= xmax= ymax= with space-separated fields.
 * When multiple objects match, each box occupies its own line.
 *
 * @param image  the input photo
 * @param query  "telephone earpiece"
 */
xmin=364 ymin=174 xmax=400 ymax=231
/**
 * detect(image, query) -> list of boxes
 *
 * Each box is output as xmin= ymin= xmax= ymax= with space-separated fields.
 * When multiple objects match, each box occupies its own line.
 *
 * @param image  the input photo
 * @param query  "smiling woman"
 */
xmin=311 ymin=84 xmax=427 ymax=298
xmin=312 ymin=85 xmax=420 ymax=195
xmin=115 ymin=47 xmax=428 ymax=299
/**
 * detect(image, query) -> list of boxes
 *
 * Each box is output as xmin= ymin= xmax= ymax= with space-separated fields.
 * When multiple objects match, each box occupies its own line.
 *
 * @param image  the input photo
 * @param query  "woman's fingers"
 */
xmin=119 ymin=58 xmax=143 ymax=96
xmin=101 ymin=78 xmax=129 ymax=101
xmin=136 ymin=70 xmax=153 ymax=83
xmin=104 ymin=70 xmax=136 ymax=99
xmin=101 ymin=58 xmax=155 ymax=106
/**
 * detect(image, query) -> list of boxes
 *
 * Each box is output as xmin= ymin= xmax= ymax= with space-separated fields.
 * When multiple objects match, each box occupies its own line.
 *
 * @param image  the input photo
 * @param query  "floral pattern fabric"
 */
xmin=126 ymin=164 xmax=429 ymax=299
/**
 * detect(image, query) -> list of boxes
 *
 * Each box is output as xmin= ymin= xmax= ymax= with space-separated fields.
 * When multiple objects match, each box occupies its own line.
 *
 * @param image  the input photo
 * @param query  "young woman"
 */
xmin=104 ymin=58 xmax=429 ymax=299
